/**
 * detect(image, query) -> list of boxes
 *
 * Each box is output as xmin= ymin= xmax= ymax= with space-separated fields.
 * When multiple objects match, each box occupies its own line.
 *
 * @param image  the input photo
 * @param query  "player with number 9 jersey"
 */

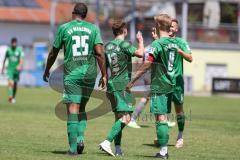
xmin=53 ymin=18 xmax=103 ymax=103
xmin=149 ymin=37 xmax=178 ymax=95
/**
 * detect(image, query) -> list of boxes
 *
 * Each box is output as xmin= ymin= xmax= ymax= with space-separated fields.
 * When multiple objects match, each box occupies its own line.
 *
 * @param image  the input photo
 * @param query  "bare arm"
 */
xmin=17 ymin=59 xmax=24 ymax=71
xmin=177 ymin=48 xmax=193 ymax=63
xmin=126 ymin=60 xmax=152 ymax=91
xmin=94 ymin=44 xmax=107 ymax=89
xmin=134 ymin=31 xmax=144 ymax=58
xmin=43 ymin=47 xmax=60 ymax=82
xmin=1 ymin=55 xmax=7 ymax=74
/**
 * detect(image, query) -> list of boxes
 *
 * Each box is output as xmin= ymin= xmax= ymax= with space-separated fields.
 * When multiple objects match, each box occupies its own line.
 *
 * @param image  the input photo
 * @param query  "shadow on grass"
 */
xmin=135 ymin=155 xmax=156 ymax=159
xmin=143 ymin=143 xmax=175 ymax=148
xmin=41 ymin=150 xmax=88 ymax=155
xmin=51 ymin=150 xmax=67 ymax=155
xmin=50 ymin=150 xmax=88 ymax=155
xmin=139 ymin=125 xmax=151 ymax=128
xmin=96 ymin=152 xmax=109 ymax=155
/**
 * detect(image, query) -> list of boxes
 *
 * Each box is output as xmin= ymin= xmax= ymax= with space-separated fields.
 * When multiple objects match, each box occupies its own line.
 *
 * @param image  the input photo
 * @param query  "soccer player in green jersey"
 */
xmin=128 ymin=28 xmax=175 ymax=129
xmin=99 ymin=20 xmax=144 ymax=156
xmin=167 ymin=18 xmax=193 ymax=148
xmin=1 ymin=38 xmax=24 ymax=103
xmin=43 ymin=3 xmax=107 ymax=155
xmin=127 ymin=14 xmax=179 ymax=159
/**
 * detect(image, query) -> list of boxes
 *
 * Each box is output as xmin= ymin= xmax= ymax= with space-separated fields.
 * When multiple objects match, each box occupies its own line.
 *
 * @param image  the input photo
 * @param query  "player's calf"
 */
xmin=175 ymin=112 xmax=185 ymax=149
xmin=155 ymin=115 xmax=169 ymax=159
xmin=8 ymin=80 xmax=14 ymax=103
xmin=99 ymin=113 xmax=130 ymax=156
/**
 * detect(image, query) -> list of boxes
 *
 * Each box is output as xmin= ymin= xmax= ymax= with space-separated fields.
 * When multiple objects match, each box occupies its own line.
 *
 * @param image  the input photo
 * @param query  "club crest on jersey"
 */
xmin=15 ymin=51 xmax=19 ymax=56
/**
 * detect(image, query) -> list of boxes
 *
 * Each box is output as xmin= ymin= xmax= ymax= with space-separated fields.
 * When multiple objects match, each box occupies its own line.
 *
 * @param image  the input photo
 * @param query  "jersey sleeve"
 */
xmin=53 ymin=25 xmax=64 ymax=49
xmin=121 ymin=41 xmax=137 ymax=57
xmin=19 ymin=47 xmax=24 ymax=58
xmin=5 ymin=48 xmax=9 ymax=58
xmin=148 ymin=40 xmax=162 ymax=59
xmin=179 ymin=38 xmax=191 ymax=54
xmin=94 ymin=27 xmax=103 ymax=45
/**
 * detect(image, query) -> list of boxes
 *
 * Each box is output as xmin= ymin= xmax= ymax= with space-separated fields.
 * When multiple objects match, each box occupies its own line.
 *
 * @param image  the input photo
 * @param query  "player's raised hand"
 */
xmin=43 ymin=71 xmax=50 ymax=82
xmin=151 ymin=27 xmax=158 ymax=40
xmin=136 ymin=31 xmax=143 ymax=42
xmin=98 ymin=76 xmax=107 ymax=90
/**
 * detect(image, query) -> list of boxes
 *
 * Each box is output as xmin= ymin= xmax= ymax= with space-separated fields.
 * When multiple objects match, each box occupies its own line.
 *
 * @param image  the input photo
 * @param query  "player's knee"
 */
xmin=176 ymin=113 xmax=185 ymax=123
xmin=126 ymin=115 xmax=131 ymax=124
xmin=120 ymin=114 xmax=131 ymax=124
xmin=8 ymin=81 xmax=14 ymax=87
xmin=67 ymin=103 xmax=80 ymax=113
xmin=155 ymin=114 xmax=167 ymax=122
xmin=140 ymin=97 xmax=147 ymax=103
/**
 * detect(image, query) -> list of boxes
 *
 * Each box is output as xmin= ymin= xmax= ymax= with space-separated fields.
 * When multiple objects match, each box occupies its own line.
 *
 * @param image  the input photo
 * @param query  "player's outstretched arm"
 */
xmin=43 ymin=47 xmax=60 ymax=82
xmin=94 ymin=44 xmax=107 ymax=89
xmin=177 ymin=48 xmax=193 ymax=63
xmin=126 ymin=60 xmax=152 ymax=91
xmin=134 ymin=31 xmax=144 ymax=58
xmin=1 ymin=55 xmax=6 ymax=74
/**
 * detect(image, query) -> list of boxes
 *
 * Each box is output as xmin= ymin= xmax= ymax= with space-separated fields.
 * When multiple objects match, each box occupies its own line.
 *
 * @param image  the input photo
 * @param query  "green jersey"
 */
xmin=174 ymin=37 xmax=191 ymax=85
xmin=105 ymin=39 xmax=137 ymax=92
xmin=5 ymin=47 xmax=24 ymax=72
xmin=53 ymin=20 xmax=103 ymax=83
xmin=149 ymin=37 xmax=178 ymax=94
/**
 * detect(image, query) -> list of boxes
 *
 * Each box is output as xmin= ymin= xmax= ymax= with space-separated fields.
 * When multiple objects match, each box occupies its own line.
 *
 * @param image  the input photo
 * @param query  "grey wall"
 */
xmin=0 ymin=22 xmax=50 ymax=45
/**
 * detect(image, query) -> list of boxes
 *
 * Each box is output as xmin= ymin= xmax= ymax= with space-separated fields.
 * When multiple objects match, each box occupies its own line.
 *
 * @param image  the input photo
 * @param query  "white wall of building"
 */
xmin=184 ymin=49 xmax=240 ymax=93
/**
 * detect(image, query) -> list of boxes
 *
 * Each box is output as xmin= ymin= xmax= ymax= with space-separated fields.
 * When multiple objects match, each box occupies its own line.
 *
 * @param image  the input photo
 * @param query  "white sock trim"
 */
xmin=159 ymin=146 xmax=168 ymax=156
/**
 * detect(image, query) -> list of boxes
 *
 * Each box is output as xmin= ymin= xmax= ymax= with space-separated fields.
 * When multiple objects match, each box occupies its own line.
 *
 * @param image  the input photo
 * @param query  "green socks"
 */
xmin=177 ymin=114 xmax=185 ymax=132
xmin=67 ymin=113 xmax=79 ymax=153
xmin=114 ymin=131 xmax=122 ymax=146
xmin=67 ymin=111 xmax=88 ymax=153
xmin=77 ymin=107 xmax=87 ymax=143
xmin=107 ymin=120 xmax=125 ymax=142
xmin=156 ymin=122 xmax=169 ymax=146
xmin=77 ymin=119 xmax=86 ymax=143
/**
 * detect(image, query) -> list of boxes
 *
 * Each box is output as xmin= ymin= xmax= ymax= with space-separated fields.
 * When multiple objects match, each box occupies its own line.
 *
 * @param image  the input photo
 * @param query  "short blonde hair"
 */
xmin=154 ymin=14 xmax=172 ymax=32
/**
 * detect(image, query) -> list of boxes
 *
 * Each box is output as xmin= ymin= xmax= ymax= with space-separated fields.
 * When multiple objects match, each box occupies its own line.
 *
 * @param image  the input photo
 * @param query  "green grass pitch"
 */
xmin=0 ymin=87 xmax=240 ymax=160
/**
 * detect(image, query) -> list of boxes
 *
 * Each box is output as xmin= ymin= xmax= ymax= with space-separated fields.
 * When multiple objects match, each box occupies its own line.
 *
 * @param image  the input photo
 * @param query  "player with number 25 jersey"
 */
xmin=53 ymin=18 xmax=103 ymax=103
xmin=43 ymin=3 xmax=106 ymax=155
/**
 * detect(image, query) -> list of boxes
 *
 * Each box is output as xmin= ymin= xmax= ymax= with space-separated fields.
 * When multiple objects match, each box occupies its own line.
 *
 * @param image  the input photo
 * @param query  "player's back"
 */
xmin=54 ymin=20 xmax=102 ymax=81
xmin=105 ymin=39 xmax=133 ymax=91
xmin=150 ymin=37 xmax=178 ymax=94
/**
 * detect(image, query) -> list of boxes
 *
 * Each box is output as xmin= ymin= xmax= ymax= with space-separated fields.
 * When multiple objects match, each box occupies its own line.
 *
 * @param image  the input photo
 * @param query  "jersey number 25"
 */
xmin=72 ymin=35 xmax=89 ymax=56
